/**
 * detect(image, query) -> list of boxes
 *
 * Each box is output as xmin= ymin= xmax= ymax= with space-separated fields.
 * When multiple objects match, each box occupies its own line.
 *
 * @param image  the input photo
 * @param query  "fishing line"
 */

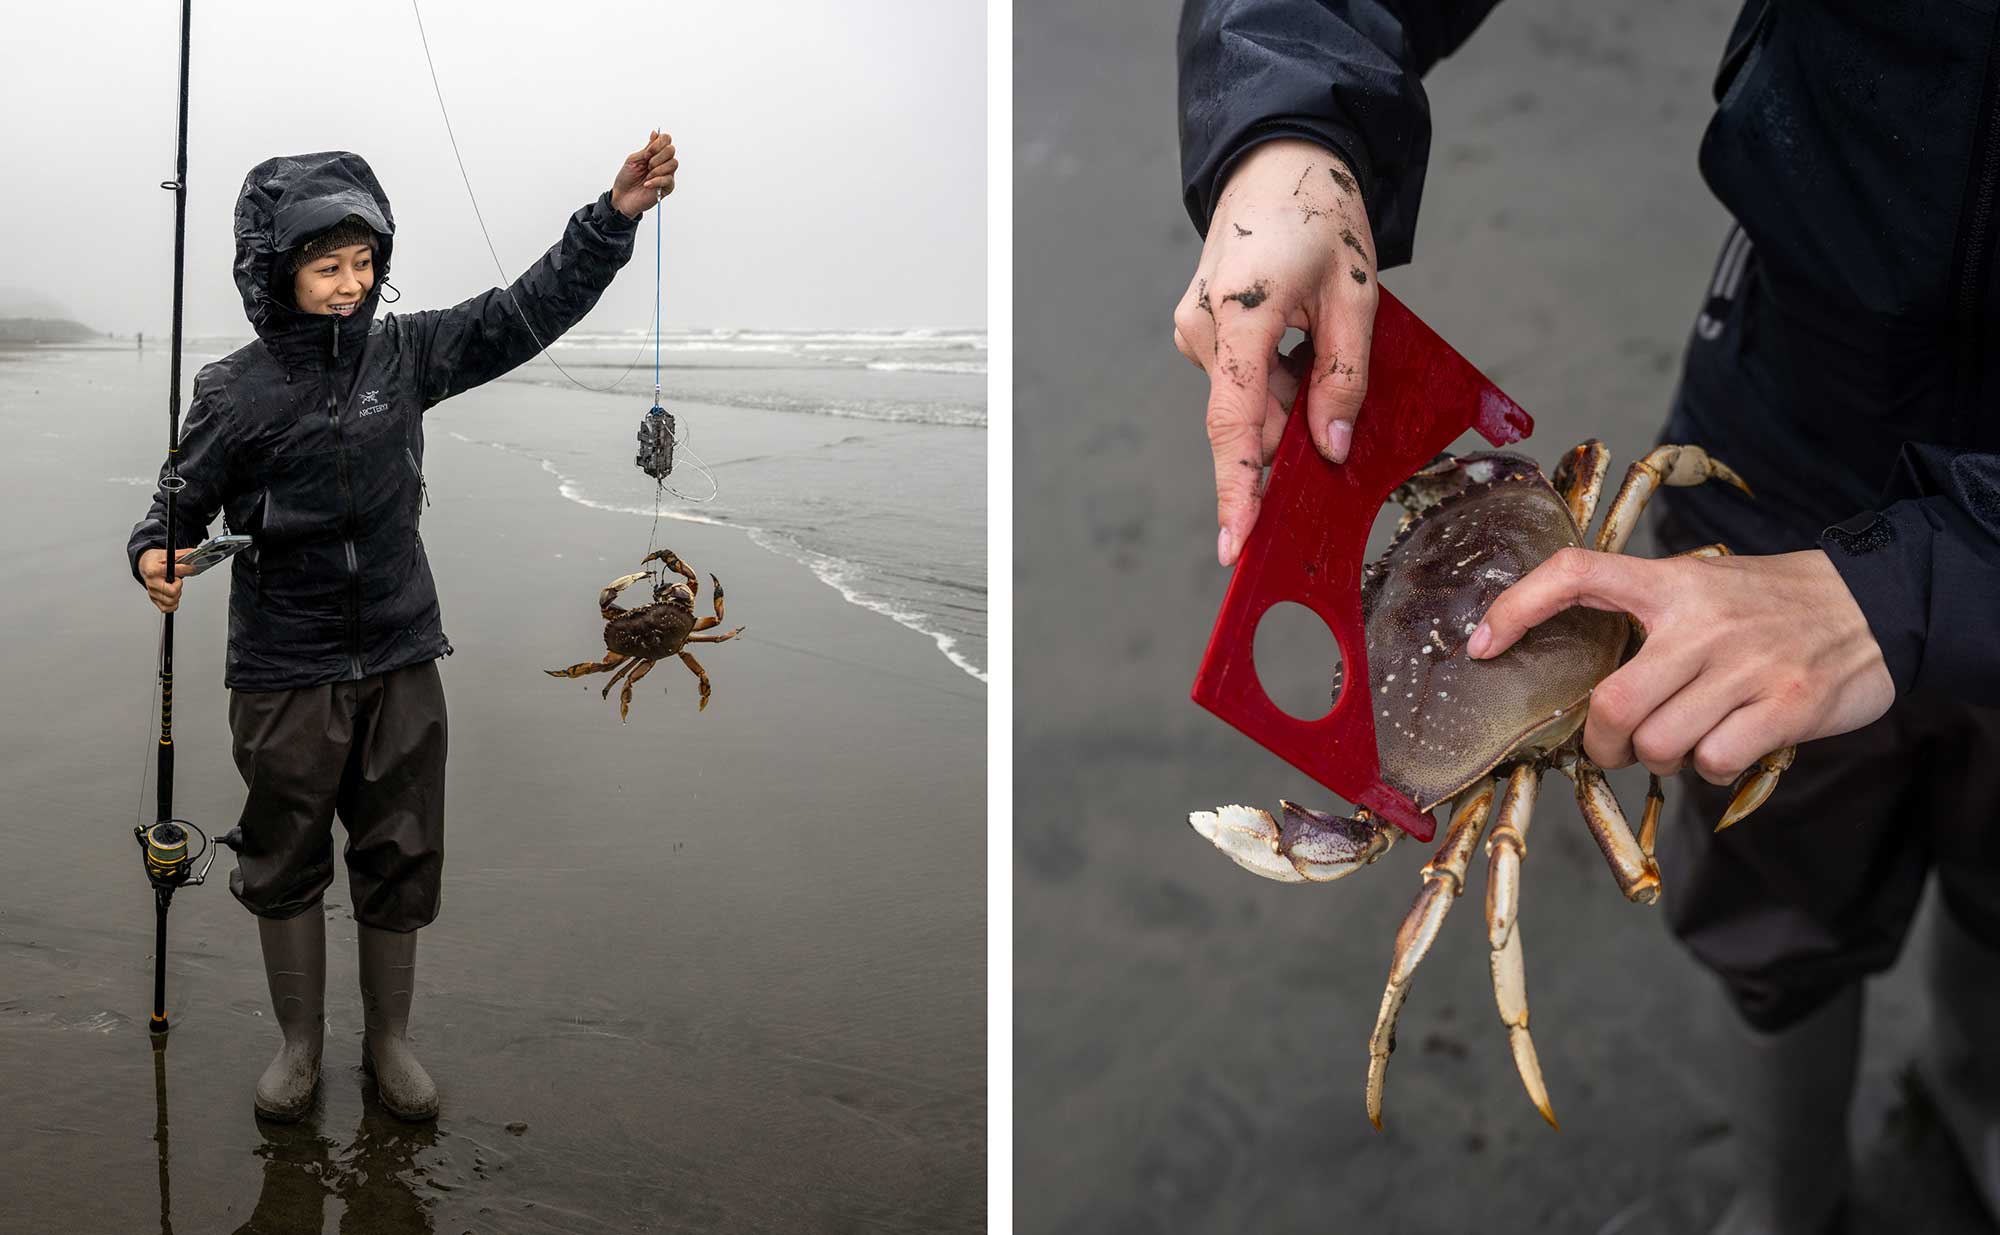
xmin=407 ymin=0 xmax=645 ymax=394
xmin=642 ymin=180 xmax=719 ymax=508
xmin=408 ymin=0 xmax=720 ymax=519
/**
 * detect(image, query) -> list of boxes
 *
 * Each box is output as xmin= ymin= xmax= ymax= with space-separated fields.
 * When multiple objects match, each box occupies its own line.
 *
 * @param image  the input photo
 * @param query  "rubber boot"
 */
xmin=1706 ymin=983 xmax=1862 ymax=1235
xmin=357 ymin=924 xmax=438 ymax=1121
xmin=1916 ymin=905 xmax=2000 ymax=1224
xmin=253 ymin=904 xmax=326 ymax=1122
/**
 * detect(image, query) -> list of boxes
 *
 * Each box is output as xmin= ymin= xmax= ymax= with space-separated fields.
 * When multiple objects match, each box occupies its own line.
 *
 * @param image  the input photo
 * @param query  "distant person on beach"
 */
xmin=1176 ymin=4 xmax=1999 ymax=1231
xmin=128 ymin=135 xmax=678 ymax=1123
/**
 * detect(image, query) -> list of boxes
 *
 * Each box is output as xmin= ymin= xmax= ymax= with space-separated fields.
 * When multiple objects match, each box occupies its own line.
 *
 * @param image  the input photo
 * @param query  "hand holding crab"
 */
xmin=1189 ymin=441 xmax=1889 ymax=1128
xmin=545 ymin=549 xmax=745 ymax=720
xmin=1471 ymin=542 xmax=1894 ymax=787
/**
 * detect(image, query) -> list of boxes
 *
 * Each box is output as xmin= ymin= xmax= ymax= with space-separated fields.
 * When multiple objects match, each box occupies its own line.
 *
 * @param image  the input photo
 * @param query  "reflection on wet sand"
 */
xmin=230 ymin=1101 xmax=437 ymax=1235
xmin=153 ymin=1036 xmax=438 ymax=1235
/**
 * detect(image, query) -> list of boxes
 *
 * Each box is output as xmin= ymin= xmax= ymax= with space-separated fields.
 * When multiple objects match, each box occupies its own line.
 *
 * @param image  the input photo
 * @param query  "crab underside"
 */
xmin=1188 ymin=442 xmax=1796 ymax=1128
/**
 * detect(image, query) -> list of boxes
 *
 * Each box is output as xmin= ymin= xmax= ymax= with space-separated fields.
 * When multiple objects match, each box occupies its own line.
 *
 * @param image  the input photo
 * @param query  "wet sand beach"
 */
xmin=1013 ymin=2 xmax=1993 ymax=1232
xmin=1 ymin=343 xmax=984 ymax=1232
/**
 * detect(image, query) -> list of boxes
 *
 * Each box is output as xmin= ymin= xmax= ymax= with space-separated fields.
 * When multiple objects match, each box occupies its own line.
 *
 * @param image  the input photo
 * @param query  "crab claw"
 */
xmin=1717 ymin=744 xmax=1797 ymax=831
xmin=1188 ymin=802 xmax=1398 ymax=883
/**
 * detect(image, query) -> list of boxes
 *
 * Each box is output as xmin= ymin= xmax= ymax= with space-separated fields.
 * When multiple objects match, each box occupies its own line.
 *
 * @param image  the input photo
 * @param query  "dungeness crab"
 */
xmin=1189 ymin=442 xmax=1795 ymax=1128
xmin=545 ymin=549 xmax=745 ymax=720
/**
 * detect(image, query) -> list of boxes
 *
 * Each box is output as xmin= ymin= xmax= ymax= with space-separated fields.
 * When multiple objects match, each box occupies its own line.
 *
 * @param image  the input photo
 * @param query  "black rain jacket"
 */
xmin=128 ymin=151 xmax=639 ymax=691
xmin=1179 ymin=0 xmax=2000 ymax=703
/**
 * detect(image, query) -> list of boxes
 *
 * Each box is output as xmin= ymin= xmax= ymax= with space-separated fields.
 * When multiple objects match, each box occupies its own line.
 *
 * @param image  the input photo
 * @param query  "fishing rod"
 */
xmin=135 ymin=0 xmax=220 ymax=1040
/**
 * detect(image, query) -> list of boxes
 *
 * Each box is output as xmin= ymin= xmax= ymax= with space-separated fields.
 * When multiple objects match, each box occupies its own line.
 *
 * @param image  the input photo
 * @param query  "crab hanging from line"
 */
xmin=545 ymin=549 xmax=745 ymax=721
xmin=1188 ymin=441 xmax=1796 ymax=1130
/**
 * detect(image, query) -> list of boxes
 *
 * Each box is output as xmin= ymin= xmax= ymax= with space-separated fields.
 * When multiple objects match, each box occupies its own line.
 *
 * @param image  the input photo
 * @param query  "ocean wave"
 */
xmin=549 ymin=341 xmax=987 ymax=373
xmin=864 ymin=360 xmax=987 ymax=375
xmin=744 ymin=527 xmax=990 ymax=685
xmin=493 ymin=369 xmax=986 ymax=428
xmin=555 ymin=328 xmax=985 ymax=350
xmin=445 ymin=432 xmax=987 ymax=685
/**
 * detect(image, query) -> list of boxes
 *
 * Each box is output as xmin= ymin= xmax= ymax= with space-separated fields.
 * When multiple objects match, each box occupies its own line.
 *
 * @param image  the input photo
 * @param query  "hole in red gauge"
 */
xmin=1252 ymin=601 xmax=1344 ymax=721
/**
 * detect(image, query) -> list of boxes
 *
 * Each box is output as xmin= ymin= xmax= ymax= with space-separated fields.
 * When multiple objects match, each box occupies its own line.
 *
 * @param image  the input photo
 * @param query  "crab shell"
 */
xmin=1359 ymin=451 xmax=1628 ymax=812
xmin=604 ymin=592 xmax=697 ymax=661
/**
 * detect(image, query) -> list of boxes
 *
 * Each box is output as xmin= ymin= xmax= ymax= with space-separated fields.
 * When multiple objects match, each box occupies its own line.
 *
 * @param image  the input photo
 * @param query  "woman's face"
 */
xmin=291 ymin=243 xmax=375 ymax=316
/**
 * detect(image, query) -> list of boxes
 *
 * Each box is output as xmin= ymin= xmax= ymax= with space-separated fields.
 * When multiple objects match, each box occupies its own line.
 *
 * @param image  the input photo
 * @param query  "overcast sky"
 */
xmin=2 ymin=1 xmax=986 ymax=337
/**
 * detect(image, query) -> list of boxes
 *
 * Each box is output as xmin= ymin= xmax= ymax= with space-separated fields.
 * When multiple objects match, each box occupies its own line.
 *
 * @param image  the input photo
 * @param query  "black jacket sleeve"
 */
xmin=405 ymin=191 xmax=640 ymax=409
xmin=1819 ymin=445 xmax=2000 ymax=702
xmin=126 ymin=367 xmax=234 ymax=582
xmin=1177 ymin=0 xmax=1503 ymax=266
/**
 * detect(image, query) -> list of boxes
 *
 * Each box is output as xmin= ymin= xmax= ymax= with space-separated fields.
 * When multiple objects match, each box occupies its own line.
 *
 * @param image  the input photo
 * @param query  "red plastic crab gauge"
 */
xmin=1191 ymin=288 xmax=1533 ymax=844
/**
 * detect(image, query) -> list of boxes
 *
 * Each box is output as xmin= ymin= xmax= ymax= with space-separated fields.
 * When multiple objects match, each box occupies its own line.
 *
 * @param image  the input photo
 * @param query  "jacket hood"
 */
xmin=233 ymin=151 xmax=397 ymax=365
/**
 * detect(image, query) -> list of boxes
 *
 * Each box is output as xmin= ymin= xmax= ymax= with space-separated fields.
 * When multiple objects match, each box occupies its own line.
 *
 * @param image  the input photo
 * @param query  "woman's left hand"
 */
xmin=612 ymin=131 xmax=679 ymax=220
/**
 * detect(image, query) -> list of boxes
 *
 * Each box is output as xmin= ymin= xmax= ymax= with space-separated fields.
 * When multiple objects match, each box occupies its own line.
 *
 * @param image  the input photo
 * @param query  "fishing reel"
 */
xmin=133 ymin=819 xmax=225 ymax=892
xmin=636 ymin=403 xmax=678 ymax=480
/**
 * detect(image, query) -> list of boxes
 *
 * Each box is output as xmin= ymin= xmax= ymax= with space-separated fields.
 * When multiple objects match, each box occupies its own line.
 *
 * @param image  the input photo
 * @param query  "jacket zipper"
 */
xmin=404 ymin=446 xmax=431 ymax=511
xmin=328 ymin=317 xmax=364 ymax=680
xmin=402 ymin=445 xmax=450 ymax=658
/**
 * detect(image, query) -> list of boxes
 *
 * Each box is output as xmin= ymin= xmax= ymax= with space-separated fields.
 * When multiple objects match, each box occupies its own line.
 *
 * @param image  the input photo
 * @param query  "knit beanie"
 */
xmin=287 ymin=215 xmax=377 ymax=275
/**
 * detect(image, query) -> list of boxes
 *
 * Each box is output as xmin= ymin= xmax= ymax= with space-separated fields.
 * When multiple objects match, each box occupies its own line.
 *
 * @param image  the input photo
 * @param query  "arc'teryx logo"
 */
xmin=358 ymin=389 xmax=384 ymax=417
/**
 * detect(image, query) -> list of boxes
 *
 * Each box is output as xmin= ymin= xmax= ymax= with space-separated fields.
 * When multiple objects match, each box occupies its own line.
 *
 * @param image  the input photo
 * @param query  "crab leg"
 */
xmin=685 ymin=626 xmax=746 ymax=643
xmin=1485 ymin=761 xmax=1558 ymax=1128
xmin=1551 ymin=438 xmax=1612 ymax=536
xmin=1637 ymin=774 xmax=1665 ymax=859
xmin=1187 ymin=802 xmax=1398 ymax=883
xmin=679 ymin=651 xmax=713 ymax=711
xmin=617 ymin=658 xmax=656 ymax=723
xmin=1594 ymin=445 xmax=1753 ymax=555
xmin=1550 ymin=746 xmax=1661 ymax=905
xmin=1718 ymin=744 xmax=1797 ymax=831
xmin=1365 ymin=782 xmax=1497 ymax=1129
xmin=693 ymin=573 xmax=728 ymax=631
xmin=1677 ymin=542 xmax=1732 ymax=561
xmin=545 ymin=651 xmax=627 ymax=679
xmin=599 ymin=656 xmax=640 ymax=700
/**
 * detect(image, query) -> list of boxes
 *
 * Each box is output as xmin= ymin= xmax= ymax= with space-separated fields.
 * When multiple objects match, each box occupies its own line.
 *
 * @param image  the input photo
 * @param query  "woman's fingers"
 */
xmin=1582 ymin=641 xmax=1704 ymax=770
xmin=1471 ymin=548 xmax=1664 ymax=659
xmin=1623 ymin=658 xmax=1751 ymax=776
xmin=1691 ymin=701 xmax=1789 ymax=787
xmin=1305 ymin=277 xmax=1376 ymax=464
xmin=1205 ymin=300 xmax=1287 ymax=565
